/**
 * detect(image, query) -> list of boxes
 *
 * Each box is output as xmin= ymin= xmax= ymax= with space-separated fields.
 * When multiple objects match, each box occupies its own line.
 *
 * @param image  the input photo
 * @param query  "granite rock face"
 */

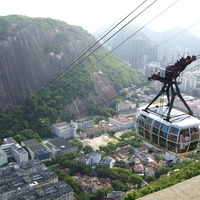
xmin=0 ymin=22 xmax=94 ymax=112
xmin=0 ymin=18 xmax=119 ymax=114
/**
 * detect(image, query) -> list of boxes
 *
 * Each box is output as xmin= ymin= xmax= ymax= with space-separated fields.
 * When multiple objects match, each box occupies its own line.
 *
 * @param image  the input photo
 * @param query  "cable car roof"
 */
xmin=138 ymin=105 xmax=200 ymax=128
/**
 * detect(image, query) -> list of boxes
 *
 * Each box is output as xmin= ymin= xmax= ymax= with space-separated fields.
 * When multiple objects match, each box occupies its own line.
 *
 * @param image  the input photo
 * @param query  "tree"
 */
xmin=72 ymin=139 xmax=83 ymax=150
xmin=112 ymin=180 xmax=127 ymax=191
xmin=129 ymin=174 xmax=143 ymax=188
xmin=37 ymin=118 xmax=53 ymax=137
xmin=109 ymin=129 xmax=117 ymax=136
xmin=155 ymin=167 xmax=169 ymax=179
xmin=91 ymin=188 xmax=112 ymax=200
xmin=144 ymin=176 xmax=156 ymax=183
xmin=128 ymin=147 xmax=134 ymax=154
xmin=154 ymin=154 xmax=163 ymax=163
xmin=82 ymin=145 xmax=93 ymax=154
xmin=124 ymin=190 xmax=140 ymax=200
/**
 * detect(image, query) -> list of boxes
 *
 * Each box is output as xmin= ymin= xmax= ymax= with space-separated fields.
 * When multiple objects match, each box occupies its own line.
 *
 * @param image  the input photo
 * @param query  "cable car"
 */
xmin=135 ymin=54 xmax=200 ymax=162
xmin=136 ymin=105 xmax=200 ymax=154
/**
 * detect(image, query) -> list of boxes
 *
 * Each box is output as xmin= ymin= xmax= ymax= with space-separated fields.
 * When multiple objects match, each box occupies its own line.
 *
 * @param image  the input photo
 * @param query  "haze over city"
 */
xmin=1 ymin=0 xmax=200 ymax=37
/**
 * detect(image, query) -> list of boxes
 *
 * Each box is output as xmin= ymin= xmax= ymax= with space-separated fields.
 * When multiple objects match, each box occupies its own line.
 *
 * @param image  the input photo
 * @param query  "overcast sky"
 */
xmin=1 ymin=0 xmax=200 ymax=36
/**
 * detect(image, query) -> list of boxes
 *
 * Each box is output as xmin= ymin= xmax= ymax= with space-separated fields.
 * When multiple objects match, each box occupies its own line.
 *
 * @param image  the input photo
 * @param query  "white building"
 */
xmin=11 ymin=143 xmax=29 ymax=163
xmin=116 ymin=100 xmax=136 ymax=112
xmin=0 ymin=149 xmax=7 ymax=166
xmin=52 ymin=122 xmax=76 ymax=138
xmin=86 ymin=152 xmax=101 ymax=165
xmin=0 ymin=137 xmax=29 ymax=165
xmin=144 ymin=62 xmax=160 ymax=80
xmin=98 ymin=157 xmax=114 ymax=168
xmin=179 ymin=72 xmax=197 ymax=92
xmin=109 ymin=115 xmax=135 ymax=130
xmin=71 ymin=118 xmax=94 ymax=130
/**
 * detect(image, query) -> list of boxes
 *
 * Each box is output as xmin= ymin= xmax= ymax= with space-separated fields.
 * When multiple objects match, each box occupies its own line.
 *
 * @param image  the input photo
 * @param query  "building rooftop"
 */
xmin=72 ymin=118 xmax=93 ymax=123
xmin=0 ymin=160 xmax=73 ymax=199
xmin=111 ymin=115 xmax=134 ymax=124
xmin=4 ymin=137 xmax=17 ymax=144
xmin=47 ymin=137 xmax=75 ymax=151
xmin=22 ymin=138 xmax=47 ymax=153
xmin=99 ymin=157 xmax=112 ymax=164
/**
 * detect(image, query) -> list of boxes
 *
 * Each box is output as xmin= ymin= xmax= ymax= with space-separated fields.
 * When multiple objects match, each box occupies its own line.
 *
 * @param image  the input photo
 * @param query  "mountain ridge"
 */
xmin=93 ymin=21 xmax=200 ymax=64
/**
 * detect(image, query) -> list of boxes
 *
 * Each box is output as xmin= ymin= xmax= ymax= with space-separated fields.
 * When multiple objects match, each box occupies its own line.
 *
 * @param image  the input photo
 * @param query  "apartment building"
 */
xmin=52 ymin=122 xmax=76 ymax=138
xmin=109 ymin=115 xmax=135 ymax=130
xmin=71 ymin=118 xmax=94 ymax=130
xmin=21 ymin=138 xmax=50 ymax=162
xmin=0 ymin=138 xmax=28 ymax=166
xmin=0 ymin=160 xmax=74 ymax=200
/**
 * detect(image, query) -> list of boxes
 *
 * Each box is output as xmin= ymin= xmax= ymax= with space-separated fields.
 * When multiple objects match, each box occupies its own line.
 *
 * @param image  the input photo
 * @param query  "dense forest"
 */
xmin=0 ymin=15 xmax=145 ymax=143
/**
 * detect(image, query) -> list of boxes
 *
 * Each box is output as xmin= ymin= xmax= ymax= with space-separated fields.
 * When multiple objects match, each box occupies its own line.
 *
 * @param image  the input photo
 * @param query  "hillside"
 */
xmin=0 ymin=15 xmax=144 ymax=114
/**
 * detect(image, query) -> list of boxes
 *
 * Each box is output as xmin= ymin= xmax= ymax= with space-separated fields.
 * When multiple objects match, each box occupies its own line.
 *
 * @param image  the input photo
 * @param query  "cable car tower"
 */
xmin=144 ymin=54 xmax=199 ymax=121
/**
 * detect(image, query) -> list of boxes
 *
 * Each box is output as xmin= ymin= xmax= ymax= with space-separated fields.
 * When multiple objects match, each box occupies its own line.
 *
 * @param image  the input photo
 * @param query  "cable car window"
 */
xmin=138 ymin=119 xmax=144 ymax=127
xmin=160 ymin=138 xmax=166 ymax=148
xmin=153 ymin=120 xmax=161 ymax=128
xmin=178 ymin=129 xmax=190 ymax=152
xmin=145 ymin=130 xmax=150 ymax=140
xmin=146 ymin=117 xmax=153 ymax=124
xmin=145 ymin=123 xmax=151 ymax=130
xmin=152 ymin=120 xmax=161 ymax=135
xmin=152 ymin=134 xmax=158 ymax=145
xmin=138 ymin=127 xmax=144 ymax=137
xmin=190 ymin=126 xmax=200 ymax=141
xmin=168 ymin=134 xmax=177 ymax=142
xmin=161 ymin=124 xmax=169 ymax=138
xmin=168 ymin=141 xmax=176 ymax=152
xmin=169 ymin=127 xmax=179 ymax=135
xmin=190 ymin=126 xmax=199 ymax=133
xmin=152 ymin=127 xmax=159 ymax=135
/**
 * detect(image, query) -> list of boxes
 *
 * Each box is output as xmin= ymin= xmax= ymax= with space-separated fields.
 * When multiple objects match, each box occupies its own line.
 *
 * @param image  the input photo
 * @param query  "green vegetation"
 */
xmin=0 ymin=15 xmax=145 ymax=143
xmin=124 ymin=159 xmax=200 ymax=199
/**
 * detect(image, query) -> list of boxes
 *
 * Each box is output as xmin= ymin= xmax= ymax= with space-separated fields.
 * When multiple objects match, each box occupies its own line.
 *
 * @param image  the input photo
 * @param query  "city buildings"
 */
xmin=76 ymin=152 xmax=102 ymax=166
xmin=45 ymin=137 xmax=78 ymax=156
xmin=21 ymin=139 xmax=51 ymax=162
xmin=107 ymin=191 xmax=126 ymax=200
xmin=98 ymin=157 xmax=114 ymax=168
xmin=116 ymin=100 xmax=136 ymax=113
xmin=0 ymin=160 xmax=74 ymax=200
xmin=52 ymin=122 xmax=76 ymax=138
xmin=0 ymin=138 xmax=28 ymax=166
xmin=71 ymin=118 xmax=95 ymax=130
xmin=132 ymin=37 xmax=145 ymax=70
xmin=109 ymin=115 xmax=135 ymax=130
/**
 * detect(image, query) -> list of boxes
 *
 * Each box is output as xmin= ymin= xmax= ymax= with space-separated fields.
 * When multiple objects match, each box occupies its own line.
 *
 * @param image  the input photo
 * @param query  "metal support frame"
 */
xmin=143 ymin=80 xmax=193 ymax=121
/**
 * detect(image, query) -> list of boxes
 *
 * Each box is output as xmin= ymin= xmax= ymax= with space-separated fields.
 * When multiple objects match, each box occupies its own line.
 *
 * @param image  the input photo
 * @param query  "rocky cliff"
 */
xmin=64 ymin=71 xmax=118 ymax=118
xmin=0 ymin=15 xmax=144 ymax=116
xmin=0 ymin=16 xmax=94 ymax=112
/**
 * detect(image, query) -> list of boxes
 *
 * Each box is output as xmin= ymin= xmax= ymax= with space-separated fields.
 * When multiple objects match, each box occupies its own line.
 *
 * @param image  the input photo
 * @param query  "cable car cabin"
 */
xmin=136 ymin=105 xmax=200 ymax=154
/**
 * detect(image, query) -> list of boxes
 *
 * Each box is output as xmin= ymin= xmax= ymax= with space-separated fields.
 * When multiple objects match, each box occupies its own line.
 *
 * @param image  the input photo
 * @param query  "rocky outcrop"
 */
xmin=64 ymin=71 xmax=119 ymax=118
xmin=0 ymin=21 xmax=92 ymax=112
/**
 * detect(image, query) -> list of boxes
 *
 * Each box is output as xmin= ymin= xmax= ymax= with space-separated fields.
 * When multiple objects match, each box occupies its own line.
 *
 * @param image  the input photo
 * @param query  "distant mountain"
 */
xmin=93 ymin=22 xmax=200 ymax=64
xmin=156 ymin=27 xmax=200 ymax=54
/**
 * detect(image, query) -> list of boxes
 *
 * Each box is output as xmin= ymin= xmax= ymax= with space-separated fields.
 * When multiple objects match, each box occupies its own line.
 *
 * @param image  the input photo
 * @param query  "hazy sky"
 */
xmin=1 ymin=0 xmax=200 ymax=36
